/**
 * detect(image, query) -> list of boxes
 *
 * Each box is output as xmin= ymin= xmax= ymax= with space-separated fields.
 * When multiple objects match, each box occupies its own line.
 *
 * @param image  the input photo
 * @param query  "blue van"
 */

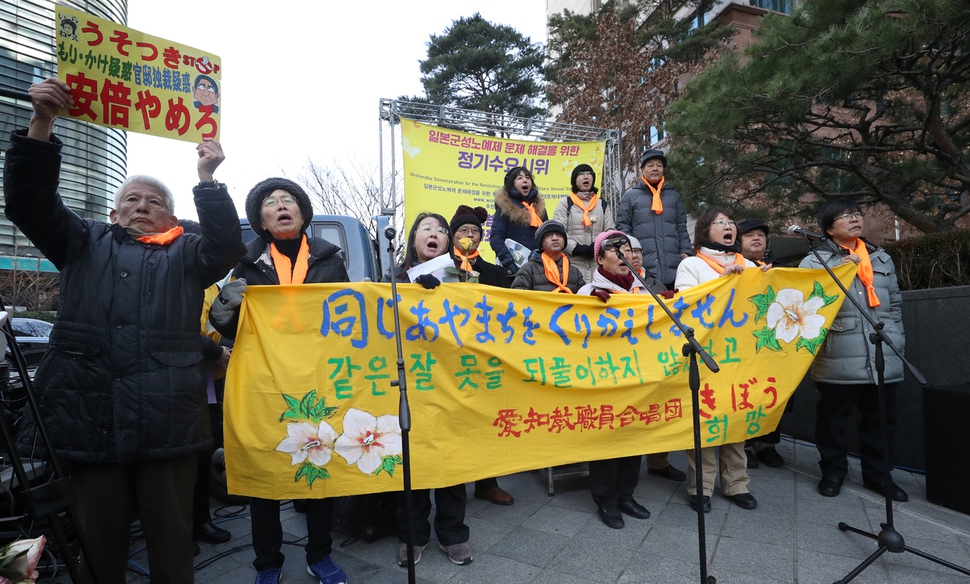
xmin=239 ymin=214 xmax=391 ymax=282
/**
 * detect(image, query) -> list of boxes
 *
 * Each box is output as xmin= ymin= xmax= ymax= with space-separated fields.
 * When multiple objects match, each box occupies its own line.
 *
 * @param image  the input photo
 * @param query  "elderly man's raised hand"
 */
xmin=27 ymin=78 xmax=74 ymax=141
xmin=197 ymin=139 xmax=225 ymax=182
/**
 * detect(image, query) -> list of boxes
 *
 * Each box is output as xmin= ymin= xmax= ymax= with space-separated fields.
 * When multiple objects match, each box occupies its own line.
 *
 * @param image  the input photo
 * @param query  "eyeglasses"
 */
xmin=712 ymin=220 xmax=736 ymax=227
xmin=456 ymin=226 xmax=481 ymax=236
xmin=196 ymin=84 xmax=216 ymax=93
xmin=262 ymin=195 xmax=296 ymax=207
xmin=418 ymin=226 xmax=449 ymax=236
xmin=577 ymin=171 xmax=593 ymax=176
xmin=835 ymin=211 xmax=865 ymax=222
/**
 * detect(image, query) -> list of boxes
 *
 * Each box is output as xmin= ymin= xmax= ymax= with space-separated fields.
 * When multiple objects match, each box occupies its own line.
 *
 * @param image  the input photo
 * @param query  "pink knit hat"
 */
xmin=593 ymin=230 xmax=630 ymax=259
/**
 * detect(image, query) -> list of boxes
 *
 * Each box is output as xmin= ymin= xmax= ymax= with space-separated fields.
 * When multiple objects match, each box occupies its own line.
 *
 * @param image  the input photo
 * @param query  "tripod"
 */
xmin=610 ymin=239 xmax=718 ymax=584
xmin=798 ymin=237 xmax=970 ymax=583
xmin=0 ymin=311 xmax=97 ymax=583
xmin=381 ymin=224 xmax=418 ymax=584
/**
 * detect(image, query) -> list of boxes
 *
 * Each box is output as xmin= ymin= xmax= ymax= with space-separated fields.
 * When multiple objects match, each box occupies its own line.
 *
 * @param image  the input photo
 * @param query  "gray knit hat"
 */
xmin=535 ymin=220 xmax=567 ymax=250
xmin=245 ymin=177 xmax=313 ymax=241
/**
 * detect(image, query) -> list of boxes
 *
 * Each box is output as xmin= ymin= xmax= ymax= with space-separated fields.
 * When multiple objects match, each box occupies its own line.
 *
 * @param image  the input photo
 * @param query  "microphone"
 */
xmin=604 ymin=235 xmax=629 ymax=251
xmin=787 ymin=225 xmax=827 ymax=242
xmin=384 ymin=226 xmax=396 ymax=241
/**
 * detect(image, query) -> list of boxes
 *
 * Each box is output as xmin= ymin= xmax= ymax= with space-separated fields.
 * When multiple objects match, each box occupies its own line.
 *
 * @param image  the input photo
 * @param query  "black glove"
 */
xmin=501 ymin=257 xmax=518 ymax=278
xmin=573 ymin=244 xmax=594 ymax=259
xmin=414 ymin=274 xmax=441 ymax=289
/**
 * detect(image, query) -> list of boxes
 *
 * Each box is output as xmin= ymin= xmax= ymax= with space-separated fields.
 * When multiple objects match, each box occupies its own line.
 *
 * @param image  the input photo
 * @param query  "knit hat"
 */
xmin=594 ymin=230 xmax=630 ymax=259
xmin=639 ymin=148 xmax=668 ymax=169
xmin=245 ymin=177 xmax=313 ymax=242
xmin=450 ymin=205 xmax=488 ymax=235
xmin=738 ymin=219 xmax=769 ymax=236
xmin=627 ymin=234 xmax=642 ymax=250
xmin=535 ymin=220 xmax=567 ymax=251
xmin=570 ymin=164 xmax=598 ymax=194
xmin=504 ymin=166 xmax=532 ymax=195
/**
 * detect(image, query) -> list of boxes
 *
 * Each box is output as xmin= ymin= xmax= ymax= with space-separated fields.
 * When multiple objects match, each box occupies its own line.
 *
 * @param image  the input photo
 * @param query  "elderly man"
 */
xmin=616 ymin=149 xmax=692 ymax=289
xmin=3 ymin=78 xmax=245 ymax=584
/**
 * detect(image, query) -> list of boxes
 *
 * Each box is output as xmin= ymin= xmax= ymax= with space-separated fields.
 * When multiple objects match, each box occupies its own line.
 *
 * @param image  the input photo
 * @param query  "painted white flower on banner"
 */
xmin=335 ymin=408 xmax=403 ymax=474
xmin=276 ymin=421 xmax=338 ymax=467
xmin=766 ymin=288 xmax=826 ymax=343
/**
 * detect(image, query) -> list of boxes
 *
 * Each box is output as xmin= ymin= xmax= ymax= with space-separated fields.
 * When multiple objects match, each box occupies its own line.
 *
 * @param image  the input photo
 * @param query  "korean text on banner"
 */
xmin=400 ymin=118 xmax=606 ymax=262
xmin=224 ymin=265 xmax=855 ymax=500
xmin=55 ymin=5 xmax=221 ymax=143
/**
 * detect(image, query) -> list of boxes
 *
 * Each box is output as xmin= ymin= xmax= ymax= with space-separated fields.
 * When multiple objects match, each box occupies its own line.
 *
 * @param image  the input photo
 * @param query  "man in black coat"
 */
xmin=3 ymin=78 xmax=245 ymax=584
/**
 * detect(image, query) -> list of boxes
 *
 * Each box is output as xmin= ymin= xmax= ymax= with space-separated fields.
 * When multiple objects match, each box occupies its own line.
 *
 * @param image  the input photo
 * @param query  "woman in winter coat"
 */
xmin=489 ymin=166 xmax=548 ymax=280
xmin=674 ymin=208 xmax=760 ymax=514
xmin=576 ymin=230 xmax=659 ymax=529
xmin=511 ymin=220 xmax=585 ymax=293
xmin=553 ymin=163 xmax=614 ymax=283
xmin=798 ymin=198 xmax=908 ymax=502
xmin=209 ymin=177 xmax=348 ymax=584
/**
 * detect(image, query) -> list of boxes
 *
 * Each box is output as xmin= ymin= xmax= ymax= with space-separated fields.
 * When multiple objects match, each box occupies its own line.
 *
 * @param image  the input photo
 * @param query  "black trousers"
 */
xmin=250 ymin=497 xmax=334 ymax=571
xmin=815 ymin=382 xmax=897 ymax=483
xmin=71 ymin=455 xmax=196 ymax=584
xmin=396 ymin=484 xmax=468 ymax=546
xmin=588 ymin=455 xmax=641 ymax=507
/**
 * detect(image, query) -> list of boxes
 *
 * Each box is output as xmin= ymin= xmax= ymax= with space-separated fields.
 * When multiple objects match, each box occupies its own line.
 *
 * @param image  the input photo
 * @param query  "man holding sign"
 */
xmin=3 ymin=78 xmax=244 ymax=584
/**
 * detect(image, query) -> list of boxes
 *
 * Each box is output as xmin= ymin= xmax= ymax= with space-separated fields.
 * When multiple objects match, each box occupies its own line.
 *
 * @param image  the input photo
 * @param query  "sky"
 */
xmin=125 ymin=0 xmax=550 ymax=220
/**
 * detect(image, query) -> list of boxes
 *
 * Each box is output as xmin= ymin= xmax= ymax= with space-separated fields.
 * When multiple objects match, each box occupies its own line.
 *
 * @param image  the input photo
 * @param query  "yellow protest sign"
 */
xmin=224 ymin=265 xmax=854 ymax=499
xmin=400 ymin=118 xmax=606 ymax=262
xmin=55 ymin=5 xmax=221 ymax=142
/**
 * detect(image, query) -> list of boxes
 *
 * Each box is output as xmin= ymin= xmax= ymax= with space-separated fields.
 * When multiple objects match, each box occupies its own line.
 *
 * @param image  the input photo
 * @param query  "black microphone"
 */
xmin=384 ymin=226 xmax=396 ymax=241
xmin=604 ymin=235 xmax=629 ymax=250
xmin=787 ymin=225 xmax=827 ymax=242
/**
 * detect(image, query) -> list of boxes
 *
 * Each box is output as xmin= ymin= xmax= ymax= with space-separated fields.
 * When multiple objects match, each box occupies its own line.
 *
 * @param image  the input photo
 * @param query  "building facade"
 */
xmin=0 ymin=0 xmax=128 ymax=259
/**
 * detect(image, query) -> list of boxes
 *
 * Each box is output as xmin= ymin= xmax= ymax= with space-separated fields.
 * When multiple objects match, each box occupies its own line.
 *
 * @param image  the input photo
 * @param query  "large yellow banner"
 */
xmin=400 ymin=118 xmax=606 ymax=262
xmin=55 ymin=5 xmax=221 ymax=142
xmin=225 ymin=265 xmax=854 ymax=499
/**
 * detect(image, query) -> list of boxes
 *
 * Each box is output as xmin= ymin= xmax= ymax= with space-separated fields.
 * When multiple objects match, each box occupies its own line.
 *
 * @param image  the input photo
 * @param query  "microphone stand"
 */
xmin=382 ymin=225 xmax=417 ymax=584
xmin=795 ymin=235 xmax=969 ymax=583
xmin=613 ymin=243 xmax=718 ymax=584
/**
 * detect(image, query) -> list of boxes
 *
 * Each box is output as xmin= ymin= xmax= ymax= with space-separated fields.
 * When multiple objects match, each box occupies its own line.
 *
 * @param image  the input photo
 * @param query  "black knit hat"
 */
xmin=639 ymin=148 xmax=667 ymax=168
xmin=570 ymin=164 xmax=598 ymax=194
xmin=450 ymin=205 xmax=488 ymax=235
xmin=245 ymin=177 xmax=313 ymax=242
xmin=535 ymin=220 xmax=567 ymax=250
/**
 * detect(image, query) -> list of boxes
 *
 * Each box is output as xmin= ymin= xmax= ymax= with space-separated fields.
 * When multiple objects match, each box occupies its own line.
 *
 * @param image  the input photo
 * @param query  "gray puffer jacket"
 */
xmin=615 ymin=181 xmax=691 ymax=285
xmin=552 ymin=195 xmax=614 ymax=284
xmin=799 ymin=243 xmax=905 ymax=384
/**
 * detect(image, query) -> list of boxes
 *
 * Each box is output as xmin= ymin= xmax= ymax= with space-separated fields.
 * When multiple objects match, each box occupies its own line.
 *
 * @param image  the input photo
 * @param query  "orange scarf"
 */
xmin=136 ymin=226 xmax=183 ymax=245
xmin=641 ymin=176 xmax=665 ymax=214
xmin=453 ymin=246 xmax=480 ymax=272
xmin=522 ymin=201 xmax=543 ymax=227
xmin=568 ymin=193 xmax=599 ymax=227
xmin=270 ymin=235 xmax=310 ymax=285
xmin=542 ymin=253 xmax=572 ymax=294
xmin=842 ymin=239 xmax=881 ymax=307
xmin=696 ymin=251 xmax=746 ymax=275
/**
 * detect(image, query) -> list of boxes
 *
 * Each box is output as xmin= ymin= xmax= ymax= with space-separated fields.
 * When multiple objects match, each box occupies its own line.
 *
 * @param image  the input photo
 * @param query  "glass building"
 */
xmin=0 ymin=0 xmax=128 ymax=259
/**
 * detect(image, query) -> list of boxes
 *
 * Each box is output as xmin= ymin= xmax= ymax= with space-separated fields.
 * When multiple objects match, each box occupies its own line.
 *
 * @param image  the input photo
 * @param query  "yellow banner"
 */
xmin=225 ymin=265 xmax=854 ymax=499
xmin=400 ymin=118 xmax=606 ymax=262
xmin=55 ymin=5 xmax=221 ymax=142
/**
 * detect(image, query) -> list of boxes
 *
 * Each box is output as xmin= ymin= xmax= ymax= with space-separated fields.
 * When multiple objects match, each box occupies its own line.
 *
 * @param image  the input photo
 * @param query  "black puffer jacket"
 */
xmin=3 ymin=130 xmax=245 ymax=464
xmin=215 ymin=235 xmax=349 ymax=339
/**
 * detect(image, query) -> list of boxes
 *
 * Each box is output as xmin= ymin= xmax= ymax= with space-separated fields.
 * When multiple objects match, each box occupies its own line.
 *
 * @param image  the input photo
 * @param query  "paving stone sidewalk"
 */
xmin=125 ymin=438 xmax=970 ymax=583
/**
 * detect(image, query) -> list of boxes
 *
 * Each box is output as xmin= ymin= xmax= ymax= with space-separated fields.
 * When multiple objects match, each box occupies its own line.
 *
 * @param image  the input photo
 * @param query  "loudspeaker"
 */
xmin=335 ymin=492 xmax=400 ymax=543
xmin=923 ymin=384 xmax=970 ymax=514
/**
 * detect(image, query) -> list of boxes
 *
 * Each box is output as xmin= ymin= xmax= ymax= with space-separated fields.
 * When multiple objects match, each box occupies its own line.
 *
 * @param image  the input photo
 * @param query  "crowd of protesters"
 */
xmin=3 ymin=77 xmax=907 ymax=584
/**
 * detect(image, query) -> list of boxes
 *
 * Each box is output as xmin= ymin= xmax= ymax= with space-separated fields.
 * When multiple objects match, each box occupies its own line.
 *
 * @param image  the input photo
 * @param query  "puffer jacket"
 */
xmin=511 ymin=254 xmax=585 ymax=293
xmin=799 ymin=242 xmax=905 ymax=384
xmin=489 ymin=187 xmax=547 ymax=273
xmin=552 ymin=195 xmax=614 ymax=284
xmin=3 ymin=130 xmax=245 ymax=463
xmin=615 ymin=181 xmax=692 ymax=285
xmin=215 ymin=235 xmax=349 ymax=339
